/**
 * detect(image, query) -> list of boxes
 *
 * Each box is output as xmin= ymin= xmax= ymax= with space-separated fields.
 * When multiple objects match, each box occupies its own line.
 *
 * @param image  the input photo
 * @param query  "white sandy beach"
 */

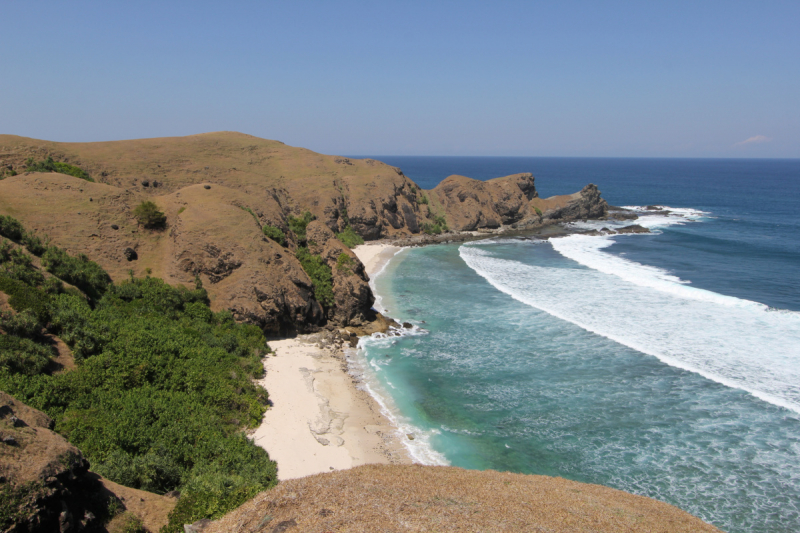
xmin=251 ymin=243 xmax=407 ymax=479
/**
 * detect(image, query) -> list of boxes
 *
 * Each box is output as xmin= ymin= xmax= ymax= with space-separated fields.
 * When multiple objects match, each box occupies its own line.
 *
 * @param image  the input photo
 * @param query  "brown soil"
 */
xmin=98 ymin=475 xmax=176 ymax=533
xmin=204 ymin=464 xmax=720 ymax=533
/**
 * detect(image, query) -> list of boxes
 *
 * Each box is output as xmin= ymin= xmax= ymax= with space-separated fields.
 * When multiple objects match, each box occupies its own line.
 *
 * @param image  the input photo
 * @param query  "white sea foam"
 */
xmin=459 ymin=238 xmax=800 ymax=414
xmin=352 ymin=247 xmax=449 ymax=466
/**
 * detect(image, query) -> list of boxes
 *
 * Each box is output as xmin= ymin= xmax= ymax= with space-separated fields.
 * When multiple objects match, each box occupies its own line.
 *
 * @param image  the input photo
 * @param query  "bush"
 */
xmin=287 ymin=211 xmax=315 ymax=244
xmin=534 ymin=206 xmax=543 ymax=217
xmin=295 ymin=247 xmax=334 ymax=307
xmin=0 ymin=215 xmax=25 ymax=241
xmin=24 ymin=156 xmax=93 ymax=182
xmin=0 ymin=219 xmax=278 ymax=527
xmin=0 ymin=335 xmax=52 ymax=375
xmin=133 ymin=201 xmax=167 ymax=229
xmin=336 ymin=226 xmax=364 ymax=248
xmin=419 ymin=194 xmax=429 ymax=205
xmin=41 ymin=246 xmax=111 ymax=302
xmin=262 ymin=225 xmax=286 ymax=246
xmin=0 ymin=309 xmax=43 ymax=338
xmin=336 ymin=253 xmax=356 ymax=276
xmin=0 ymin=276 xmax=50 ymax=322
xmin=422 ymin=215 xmax=449 ymax=235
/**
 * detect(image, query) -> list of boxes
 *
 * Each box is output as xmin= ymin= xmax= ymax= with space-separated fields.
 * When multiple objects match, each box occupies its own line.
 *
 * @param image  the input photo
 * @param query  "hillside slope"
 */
xmin=202 ymin=464 xmax=720 ymax=533
xmin=0 ymin=132 xmax=607 ymax=333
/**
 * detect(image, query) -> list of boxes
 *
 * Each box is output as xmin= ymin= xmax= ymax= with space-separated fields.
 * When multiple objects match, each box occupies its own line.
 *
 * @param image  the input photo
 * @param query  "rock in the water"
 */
xmin=615 ymin=224 xmax=650 ymax=234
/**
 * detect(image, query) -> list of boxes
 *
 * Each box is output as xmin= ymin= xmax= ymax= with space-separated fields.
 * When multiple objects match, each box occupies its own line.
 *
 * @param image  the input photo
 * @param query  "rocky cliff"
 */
xmin=431 ymin=172 xmax=608 ymax=231
xmin=0 ymin=132 xmax=608 ymax=334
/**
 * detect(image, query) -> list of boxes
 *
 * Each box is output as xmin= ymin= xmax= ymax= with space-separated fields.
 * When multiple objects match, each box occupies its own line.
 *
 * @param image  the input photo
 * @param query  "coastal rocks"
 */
xmin=431 ymin=174 xmax=608 ymax=232
xmin=535 ymin=184 xmax=608 ymax=222
xmin=305 ymin=221 xmax=374 ymax=326
xmin=607 ymin=207 xmax=639 ymax=221
xmin=614 ymin=224 xmax=650 ymax=234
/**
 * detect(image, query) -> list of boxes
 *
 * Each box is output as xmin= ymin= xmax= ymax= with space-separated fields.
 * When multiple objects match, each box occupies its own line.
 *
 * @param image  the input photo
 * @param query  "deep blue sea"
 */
xmin=346 ymin=157 xmax=800 ymax=533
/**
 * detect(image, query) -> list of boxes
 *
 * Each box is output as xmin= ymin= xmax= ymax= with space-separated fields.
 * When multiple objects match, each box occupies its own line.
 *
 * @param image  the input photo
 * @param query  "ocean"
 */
xmin=346 ymin=157 xmax=800 ymax=533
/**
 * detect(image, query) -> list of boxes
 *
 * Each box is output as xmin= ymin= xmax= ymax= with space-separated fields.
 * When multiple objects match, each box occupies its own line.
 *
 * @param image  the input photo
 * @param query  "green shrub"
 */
xmin=418 ymin=194 xmax=429 ymax=205
xmin=0 ymin=309 xmax=42 ymax=338
xmin=0 ymin=215 xmax=25 ymax=241
xmin=0 ymin=219 xmax=278 ymax=527
xmin=23 ymin=233 xmax=47 ymax=256
xmin=41 ymin=246 xmax=111 ymax=302
xmin=295 ymin=247 xmax=334 ymax=307
xmin=335 ymin=253 xmax=356 ymax=276
xmin=534 ymin=206 xmax=543 ymax=217
xmin=287 ymin=211 xmax=315 ymax=244
xmin=336 ymin=226 xmax=364 ymax=248
xmin=0 ymin=335 xmax=52 ymax=375
xmin=133 ymin=201 xmax=167 ymax=229
xmin=262 ymin=225 xmax=286 ymax=246
xmin=0 ymin=276 xmax=50 ymax=322
xmin=422 ymin=214 xmax=449 ymax=235
xmin=24 ymin=156 xmax=93 ymax=182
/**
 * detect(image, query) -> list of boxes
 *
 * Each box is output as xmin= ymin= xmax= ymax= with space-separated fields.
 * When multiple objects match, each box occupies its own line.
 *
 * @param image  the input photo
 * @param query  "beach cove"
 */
xmin=251 ymin=244 xmax=406 ymax=479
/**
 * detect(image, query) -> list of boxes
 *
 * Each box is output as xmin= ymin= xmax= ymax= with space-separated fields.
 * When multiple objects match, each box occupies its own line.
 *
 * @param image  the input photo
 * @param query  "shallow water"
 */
xmin=354 ymin=157 xmax=800 ymax=533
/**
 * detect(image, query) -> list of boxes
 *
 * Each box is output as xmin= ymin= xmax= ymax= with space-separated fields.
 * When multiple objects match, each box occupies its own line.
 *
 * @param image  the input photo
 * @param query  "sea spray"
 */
xmin=459 ymin=211 xmax=800 ymax=413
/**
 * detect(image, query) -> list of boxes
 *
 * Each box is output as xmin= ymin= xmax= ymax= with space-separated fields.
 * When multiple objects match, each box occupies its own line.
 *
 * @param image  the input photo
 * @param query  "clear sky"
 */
xmin=2 ymin=1 xmax=798 ymax=157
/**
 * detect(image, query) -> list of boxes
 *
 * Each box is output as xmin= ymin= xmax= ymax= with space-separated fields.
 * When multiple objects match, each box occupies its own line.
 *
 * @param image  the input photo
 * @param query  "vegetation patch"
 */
xmin=534 ymin=206 xmax=543 ymax=217
xmin=262 ymin=225 xmax=286 ymax=247
xmin=295 ymin=247 xmax=334 ymax=307
xmin=134 ymin=201 xmax=167 ymax=230
xmin=335 ymin=253 xmax=356 ymax=276
xmin=41 ymin=246 xmax=111 ymax=302
xmin=422 ymin=215 xmax=449 ymax=235
xmin=24 ymin=156 xmax=93 ymax=182
xmin=287 ymin=211 xmax=315 ymax=244
xmin=0 ymin=222 xmax=278 ymax=532
xmin=336 ymin=226 xmax=364 ymax=248
xmin=335 ymin=207 xmax=364 ymax=248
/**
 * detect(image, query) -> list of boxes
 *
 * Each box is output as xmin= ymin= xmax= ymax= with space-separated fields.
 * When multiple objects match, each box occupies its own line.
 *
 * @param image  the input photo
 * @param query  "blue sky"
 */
xmin=2 ymin=1 xmax=798 ymax=157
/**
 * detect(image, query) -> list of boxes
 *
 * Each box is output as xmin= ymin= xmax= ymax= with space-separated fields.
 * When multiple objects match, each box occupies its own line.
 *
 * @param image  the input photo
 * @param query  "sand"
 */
xmin=251 ymin=243 xmax=409 ymax=480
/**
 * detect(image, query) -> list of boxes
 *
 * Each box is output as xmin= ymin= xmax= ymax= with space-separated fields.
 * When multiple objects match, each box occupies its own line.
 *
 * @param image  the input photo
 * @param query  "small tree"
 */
xmin=134 ymin=201 xmax=166 ymax=229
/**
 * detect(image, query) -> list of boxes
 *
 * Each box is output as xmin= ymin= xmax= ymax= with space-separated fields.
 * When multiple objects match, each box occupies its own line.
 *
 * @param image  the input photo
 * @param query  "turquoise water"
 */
xmin=354 ymin=158 xmax=800 ymax=533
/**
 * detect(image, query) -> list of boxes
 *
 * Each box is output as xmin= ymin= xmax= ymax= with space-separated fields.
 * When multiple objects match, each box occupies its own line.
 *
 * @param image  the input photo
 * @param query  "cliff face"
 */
xmin=0 ymin=132 xmax=608 ymax=334
xmin=431 ymin=173 xmax=608 ymax=231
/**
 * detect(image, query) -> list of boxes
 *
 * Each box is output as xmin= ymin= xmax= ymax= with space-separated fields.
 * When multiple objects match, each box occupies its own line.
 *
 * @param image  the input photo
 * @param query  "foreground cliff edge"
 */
xmin=0 ymin=132 xmax=721 ymax=532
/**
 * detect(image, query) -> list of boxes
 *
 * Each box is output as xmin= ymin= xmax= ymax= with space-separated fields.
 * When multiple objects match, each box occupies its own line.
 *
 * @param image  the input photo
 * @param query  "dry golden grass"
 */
xmin=206 ymin=464 xmax=720 ymax=533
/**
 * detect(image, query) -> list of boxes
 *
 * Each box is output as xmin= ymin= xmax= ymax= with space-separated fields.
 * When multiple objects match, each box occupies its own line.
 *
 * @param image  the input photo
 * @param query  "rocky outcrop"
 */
xmin=305 ymin=221 xmax=374 ymax=326
xmin=431 ymin=173 xmax=608 ymax=232
xmin=0 ymin=392 xmax=97 ymax=532
xmin=536 ymin=184 xmax=608 ymax=222
xmin=0 ymin=393 xmax=176 ymax=533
